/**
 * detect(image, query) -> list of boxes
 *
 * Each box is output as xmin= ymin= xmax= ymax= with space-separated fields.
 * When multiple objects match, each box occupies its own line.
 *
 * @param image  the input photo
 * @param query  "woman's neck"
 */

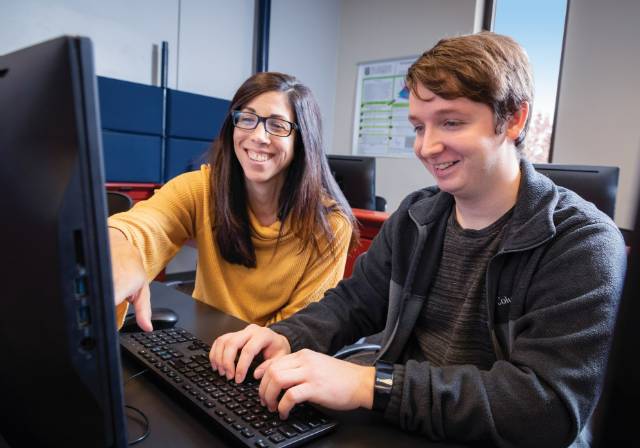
xmin=245 ymin=181 xmax=282 ymax=227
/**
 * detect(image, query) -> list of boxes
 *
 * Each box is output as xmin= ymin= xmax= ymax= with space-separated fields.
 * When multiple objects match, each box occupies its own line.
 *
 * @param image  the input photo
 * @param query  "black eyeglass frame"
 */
xmin=231 ymin=110 xmax=298 ymax=137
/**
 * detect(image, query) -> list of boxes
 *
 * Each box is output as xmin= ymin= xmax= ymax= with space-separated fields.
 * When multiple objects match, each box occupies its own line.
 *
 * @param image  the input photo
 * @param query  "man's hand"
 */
xmin=109 ymin=228 xmax=152 ymax=331
xmin=258 ymin=349 xmax=375 ymax=419
xmin=209 ymin=324 xmax=291 ymax=384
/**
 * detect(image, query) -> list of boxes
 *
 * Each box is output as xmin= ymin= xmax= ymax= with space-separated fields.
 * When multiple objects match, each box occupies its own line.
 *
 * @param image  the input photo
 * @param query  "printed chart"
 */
xmin=352 ymin=57 xmax=417 ymax=157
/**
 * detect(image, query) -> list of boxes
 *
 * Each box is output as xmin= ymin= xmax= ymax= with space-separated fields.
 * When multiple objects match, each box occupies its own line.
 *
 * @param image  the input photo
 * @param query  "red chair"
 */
xmin=344 ymin=208 xmax=389 ymax=278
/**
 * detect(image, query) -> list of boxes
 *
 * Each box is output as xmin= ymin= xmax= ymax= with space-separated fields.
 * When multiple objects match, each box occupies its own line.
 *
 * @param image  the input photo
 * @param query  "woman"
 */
xmin=110 ymin=72 xmax=358 ymax=329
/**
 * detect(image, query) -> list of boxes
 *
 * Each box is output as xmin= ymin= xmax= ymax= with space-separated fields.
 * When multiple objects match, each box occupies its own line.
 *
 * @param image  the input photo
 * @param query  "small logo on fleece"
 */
xmin=497 ymin=296 xmax=512 ymax=306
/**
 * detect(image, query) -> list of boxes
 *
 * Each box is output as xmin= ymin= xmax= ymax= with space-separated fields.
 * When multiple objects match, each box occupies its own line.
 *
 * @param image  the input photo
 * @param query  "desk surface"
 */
xmin=122 ymin=283 xmax=467 ymax=448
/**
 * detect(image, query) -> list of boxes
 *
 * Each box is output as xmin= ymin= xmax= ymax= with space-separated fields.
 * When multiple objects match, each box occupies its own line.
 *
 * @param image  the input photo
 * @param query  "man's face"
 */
xmin=408 ymin=84 xmax=515 ymax=201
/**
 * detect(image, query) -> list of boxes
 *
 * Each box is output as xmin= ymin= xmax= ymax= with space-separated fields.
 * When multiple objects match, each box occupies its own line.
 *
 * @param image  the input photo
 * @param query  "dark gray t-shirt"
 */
xmin=409 ymin=206 xmax=513 ymax=370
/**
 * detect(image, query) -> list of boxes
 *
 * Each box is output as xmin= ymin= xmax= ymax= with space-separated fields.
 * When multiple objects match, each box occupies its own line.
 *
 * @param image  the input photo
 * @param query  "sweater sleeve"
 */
xmin=107 ymin=171 xmax=200 ymax=280
xmin=384 ymin=221 xmax=627 ymax=448
xmin=266 ymin=211 xmax=352 ymax=324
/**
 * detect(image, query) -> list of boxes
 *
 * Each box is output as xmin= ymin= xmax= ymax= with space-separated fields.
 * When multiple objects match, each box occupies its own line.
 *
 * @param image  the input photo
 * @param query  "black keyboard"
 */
xmin=120 ymin=327 xmax=337 ymax=447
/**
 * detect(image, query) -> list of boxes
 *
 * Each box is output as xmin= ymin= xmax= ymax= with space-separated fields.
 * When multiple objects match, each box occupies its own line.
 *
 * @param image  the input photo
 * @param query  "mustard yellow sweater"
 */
xmin=109 ymin=165 xmax=351 ymax=325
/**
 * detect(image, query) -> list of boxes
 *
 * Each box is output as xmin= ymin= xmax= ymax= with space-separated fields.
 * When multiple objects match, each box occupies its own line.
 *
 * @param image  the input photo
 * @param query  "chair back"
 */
xmin=106 ymin=191 xmax=133 ymax=216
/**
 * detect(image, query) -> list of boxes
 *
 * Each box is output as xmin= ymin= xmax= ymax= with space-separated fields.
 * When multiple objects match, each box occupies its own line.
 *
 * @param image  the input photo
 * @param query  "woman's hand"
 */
xmin=209 ymin=324 xmax=292 ymax=383
xmin=109 ymin=228 xmax=152 ymax=331
xmin=258 ymin=349 xmax=375 ymax=419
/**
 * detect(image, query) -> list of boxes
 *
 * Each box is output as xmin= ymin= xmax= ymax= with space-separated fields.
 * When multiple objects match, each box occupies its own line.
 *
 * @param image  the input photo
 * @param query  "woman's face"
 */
xmin=233 ymin=91 xmax=296 ymax=194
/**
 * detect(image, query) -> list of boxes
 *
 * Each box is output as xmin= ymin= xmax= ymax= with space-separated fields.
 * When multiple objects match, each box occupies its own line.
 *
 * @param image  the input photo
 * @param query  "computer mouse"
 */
xmin=120 ymin=307 xmax=179 ymax=332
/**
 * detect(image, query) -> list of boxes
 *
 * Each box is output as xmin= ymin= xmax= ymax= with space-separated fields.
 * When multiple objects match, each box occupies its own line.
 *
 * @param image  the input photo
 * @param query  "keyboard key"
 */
xmin=241 ymin=429 xmax=255 ymax=438
xmin=292 ymin=422 xmax=310 ymax=433
xmin=279 ymin=425 xmax=298 ymax=438
xmin=269 ymin=433 xmax=286 ymax=443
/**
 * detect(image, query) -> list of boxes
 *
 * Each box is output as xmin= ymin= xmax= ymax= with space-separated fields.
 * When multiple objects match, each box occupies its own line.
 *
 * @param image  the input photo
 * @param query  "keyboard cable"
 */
xmin=124 ymin=369 xmax=150 ymax=445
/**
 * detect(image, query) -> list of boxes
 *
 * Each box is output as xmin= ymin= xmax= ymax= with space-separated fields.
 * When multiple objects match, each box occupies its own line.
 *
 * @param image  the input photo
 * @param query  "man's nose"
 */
xmin=416 ymin=129 xmax=443 ymax=158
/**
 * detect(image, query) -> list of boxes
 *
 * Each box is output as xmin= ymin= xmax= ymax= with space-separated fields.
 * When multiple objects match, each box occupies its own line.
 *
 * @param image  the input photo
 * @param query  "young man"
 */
xmin=208 ymin=32 xmax=627 ymax=447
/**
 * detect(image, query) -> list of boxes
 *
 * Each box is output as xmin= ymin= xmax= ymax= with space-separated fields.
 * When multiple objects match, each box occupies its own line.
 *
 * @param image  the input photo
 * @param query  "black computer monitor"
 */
xmin=0 ymin=37 xmax=127 ymax=446
xmin=533 ymin=163 xmax=619 ymax=220
xmin=592 ymin=186 xmax=639 ymax=445
xmin=327 ymin=155 xmax=376 ymax=210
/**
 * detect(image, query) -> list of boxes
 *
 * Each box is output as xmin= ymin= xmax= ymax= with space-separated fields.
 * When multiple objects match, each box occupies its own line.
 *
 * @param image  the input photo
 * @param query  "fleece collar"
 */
xmin=408 ymin=159 xmax=558 ymax=252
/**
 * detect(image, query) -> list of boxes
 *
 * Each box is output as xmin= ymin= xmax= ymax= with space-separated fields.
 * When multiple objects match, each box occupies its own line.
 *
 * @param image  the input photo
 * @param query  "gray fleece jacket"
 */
xmin=270 ymin=159 xmax=627 ymax=447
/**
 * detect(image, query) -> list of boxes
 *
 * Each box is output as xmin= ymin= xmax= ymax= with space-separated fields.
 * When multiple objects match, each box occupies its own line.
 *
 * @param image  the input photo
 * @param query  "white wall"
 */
xmin=552 ymin=0 xmax=640 ymax=229
xmin=269 ymin=0 xmax=342 ymax=155
xmin=177 ymin=0 xmax=254 ymax=99
xmin=331 ymin=0 xmax=477 ymax=212
xmin=0 ymin=0 xmax=254 ymax=100
xmin=0 ymin=0 xmax=180 ymax=87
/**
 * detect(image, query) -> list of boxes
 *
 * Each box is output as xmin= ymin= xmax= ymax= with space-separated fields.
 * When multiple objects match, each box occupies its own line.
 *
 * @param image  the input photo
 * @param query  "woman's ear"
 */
xmin=506 ymin=101 xmax=529 ymax=142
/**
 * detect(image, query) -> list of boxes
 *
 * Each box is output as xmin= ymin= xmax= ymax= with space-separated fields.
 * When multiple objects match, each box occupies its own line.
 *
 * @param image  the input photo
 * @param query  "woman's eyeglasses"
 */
xmin=231 ymin=110 xmax=297 ymax=137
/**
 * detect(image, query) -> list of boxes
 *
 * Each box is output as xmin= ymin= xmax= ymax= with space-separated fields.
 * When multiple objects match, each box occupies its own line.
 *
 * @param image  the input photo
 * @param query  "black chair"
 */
xmin=375 ymin=196 xmax=387 ymax=212
xmin=106 ymin=191 xmax=133 ymax=216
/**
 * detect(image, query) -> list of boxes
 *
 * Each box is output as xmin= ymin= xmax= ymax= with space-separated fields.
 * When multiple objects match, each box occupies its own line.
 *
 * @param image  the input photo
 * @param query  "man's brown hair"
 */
xmin=406 ymin=31 xmax=534 ymax=147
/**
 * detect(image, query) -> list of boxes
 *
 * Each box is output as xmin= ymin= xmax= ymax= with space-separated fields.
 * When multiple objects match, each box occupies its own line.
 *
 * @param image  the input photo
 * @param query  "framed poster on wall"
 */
xmin=352 ymin=56 xmax=417 ymax=157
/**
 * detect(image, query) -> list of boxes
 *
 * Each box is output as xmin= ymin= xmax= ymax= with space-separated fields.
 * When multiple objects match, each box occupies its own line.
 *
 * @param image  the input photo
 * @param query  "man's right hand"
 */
xmin=209 ymin=324 xmax=292 ymax=384
xmin=109 ymin=227 xmax=153 ymax=332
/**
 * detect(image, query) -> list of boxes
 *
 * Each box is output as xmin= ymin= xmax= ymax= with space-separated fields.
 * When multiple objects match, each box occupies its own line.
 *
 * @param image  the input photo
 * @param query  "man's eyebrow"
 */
xmin=408 ymin=108 xmax=470 ymax=122
xmin=431 ymin=108 xmax=469 ymax=116
xmin=416 ymin=93 xmax=437 ymax=102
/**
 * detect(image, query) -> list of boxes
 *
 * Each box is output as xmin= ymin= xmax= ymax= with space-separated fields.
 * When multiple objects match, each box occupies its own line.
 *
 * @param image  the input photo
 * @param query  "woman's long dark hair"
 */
xmin=210 ymin=72 xmax=358 ymax=268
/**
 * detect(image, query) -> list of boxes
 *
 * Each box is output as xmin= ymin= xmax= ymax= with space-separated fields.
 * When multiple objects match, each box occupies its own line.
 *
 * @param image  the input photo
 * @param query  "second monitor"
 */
xmin=533 ymin=164 xmax=619 ymax=220
xmin=327 ymin=155 xmax=376 ymax=210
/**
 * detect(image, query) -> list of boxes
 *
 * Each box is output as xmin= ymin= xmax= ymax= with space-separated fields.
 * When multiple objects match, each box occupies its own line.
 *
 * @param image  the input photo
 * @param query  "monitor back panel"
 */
xmin=533 ymin=164 xmax=619 ymax=219
xmin=0 ymin=36 xmax=127 ymax=447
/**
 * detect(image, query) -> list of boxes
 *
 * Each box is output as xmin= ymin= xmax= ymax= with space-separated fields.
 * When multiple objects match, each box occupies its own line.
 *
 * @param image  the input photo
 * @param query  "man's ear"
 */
xmin=506 ymin=101 xmax=530 ymax=142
